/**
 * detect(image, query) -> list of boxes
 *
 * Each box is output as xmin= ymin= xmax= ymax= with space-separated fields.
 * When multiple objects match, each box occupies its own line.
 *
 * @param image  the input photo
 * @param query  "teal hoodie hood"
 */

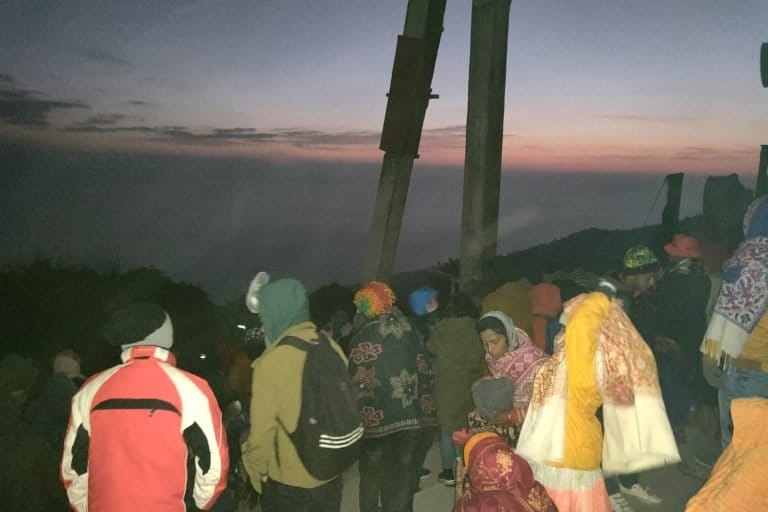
xmin=258 ymin=278 xmax=311 ymax=344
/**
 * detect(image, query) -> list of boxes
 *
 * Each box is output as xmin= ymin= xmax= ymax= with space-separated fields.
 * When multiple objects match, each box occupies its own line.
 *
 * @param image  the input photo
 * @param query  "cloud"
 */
xmin=124 ymin=100 xmax=153 ymax=106
xmin=63 ymin=125 xmax=159 ymax=134
xmin=595 ymin=114 xmax=695 ymax=123
xmin=0 ymin=73 xmax=14 ymax=84
xmin=81 ymin=49 xmax=132 ymax=67
xmin=0 ymin=87 xmax=89 ymax=127
xmin=210 ymin=128 xmax=277 ymax=140
xmin=60 ymin=122 xmax=383 ymax=148
xmin=54 ymin=122 xmax=473 ymax=156
xmin=273 ymin=129 xmax=379 ymax=148
xmin=77 ymin=113 xmax=128 ymax=126
xmin=423 ymin=125 xmax=465 ymax=136
xmin=62 ymin=124 xmax=277 ymax=144
xmin=672 ymin=146 xmax=753 ymax=161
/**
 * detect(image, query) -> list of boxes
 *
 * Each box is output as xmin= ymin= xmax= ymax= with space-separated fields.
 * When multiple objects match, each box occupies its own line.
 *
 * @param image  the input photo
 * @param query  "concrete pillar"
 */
xmin=658 ymin=172 xmax=684 ymax=248
xmin=460 ymin=0 xmax=511 ymax=287
xmin=363 ymin=0 xmax=446 ymax=282
xmin=756 ymin=145 xmax=768 ymax=197
xmin=363 ymin=154 xmax=416 ymax=281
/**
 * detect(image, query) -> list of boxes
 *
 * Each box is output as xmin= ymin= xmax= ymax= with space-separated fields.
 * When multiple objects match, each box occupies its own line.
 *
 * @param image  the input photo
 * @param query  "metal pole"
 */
xmin=756 ymin=145 xmax=768 ymax=197
xmin=362 ymin=0 xmax=446 ymax=282
xmin=460 ymin=0 xmax=512 ymax=288
xmin=659 ymin=172 xmax=684 ymax=247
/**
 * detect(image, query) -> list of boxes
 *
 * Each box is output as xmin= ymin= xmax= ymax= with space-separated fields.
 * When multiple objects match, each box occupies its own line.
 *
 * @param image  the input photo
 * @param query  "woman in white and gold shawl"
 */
xmin=516 ymin=292 xmax=680 ymax=512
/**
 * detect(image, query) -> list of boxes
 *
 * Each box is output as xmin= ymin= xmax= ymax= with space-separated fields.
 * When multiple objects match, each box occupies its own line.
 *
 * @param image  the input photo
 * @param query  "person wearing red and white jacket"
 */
xmin=61 ymin=303 xmax=229 ymax=512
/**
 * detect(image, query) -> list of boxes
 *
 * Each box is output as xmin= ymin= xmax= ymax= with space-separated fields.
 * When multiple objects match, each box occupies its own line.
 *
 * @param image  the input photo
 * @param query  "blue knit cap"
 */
xmin=409 ymin=287 xmax=438 ymax=317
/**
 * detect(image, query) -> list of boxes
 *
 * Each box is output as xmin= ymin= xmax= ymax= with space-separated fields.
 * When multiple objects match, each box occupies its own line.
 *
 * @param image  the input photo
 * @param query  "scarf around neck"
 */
xmin=516 ymin=293 xmax=679 ymax=475
xmin=703 ymin=196 xmax=768 ymax=361
xmin=485 ymin=327 xmax=549 ymax=411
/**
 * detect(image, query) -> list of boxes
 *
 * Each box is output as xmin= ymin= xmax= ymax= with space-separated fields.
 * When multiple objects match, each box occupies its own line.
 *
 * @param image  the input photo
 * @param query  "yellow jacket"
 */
xmin=686 ymin=398 xmax=768 ymax=511
xmin=241 ymin=321 xmax=346 ymax=492
xmin=556 ymin=293 xmax=608 ymax=470
xmin=735 ymin=313 xmax=768 ymax=371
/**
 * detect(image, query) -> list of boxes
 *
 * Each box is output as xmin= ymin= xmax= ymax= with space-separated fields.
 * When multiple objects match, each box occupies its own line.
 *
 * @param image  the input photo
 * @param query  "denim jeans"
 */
xmin=719 ymin=366 xmax=768 ymax=448
xmin=261 ymin=476 xmax=342 ymax=512
xmin=358 ymin=430 xmax=420 ymax=512
xmin=439 ymin=427 xmax=455 ymax=470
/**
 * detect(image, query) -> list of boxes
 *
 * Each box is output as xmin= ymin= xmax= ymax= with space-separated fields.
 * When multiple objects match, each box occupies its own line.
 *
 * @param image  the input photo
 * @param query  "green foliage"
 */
xmin=0 ymin=260 xmax=216 ymax=375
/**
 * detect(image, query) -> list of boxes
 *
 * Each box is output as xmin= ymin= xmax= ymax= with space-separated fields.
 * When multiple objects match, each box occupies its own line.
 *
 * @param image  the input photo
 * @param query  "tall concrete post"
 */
xmin=362 ymin=0 xmax=446 ymax=282
xmin=459 ymin=0 xmax=511 ymax=287
xmin=756 ymin=145 xmax=768 ymax=197
xmin=658 ymin=172 xmax=684 ymax=249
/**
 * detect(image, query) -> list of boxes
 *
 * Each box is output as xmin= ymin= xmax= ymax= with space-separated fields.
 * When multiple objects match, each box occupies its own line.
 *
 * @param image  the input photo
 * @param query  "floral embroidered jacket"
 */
xmin=348 ymin=310 xmax=434 ymax=438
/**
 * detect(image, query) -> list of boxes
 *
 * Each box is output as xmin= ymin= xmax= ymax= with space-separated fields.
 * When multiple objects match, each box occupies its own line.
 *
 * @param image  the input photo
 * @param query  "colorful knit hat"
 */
xmin=622 ymin=246 xmax=661 ymax=275
xmin=354 ymin=281 xmax=395 ymax=318
xmin=408 ymin=286 xmax=438 ymax=317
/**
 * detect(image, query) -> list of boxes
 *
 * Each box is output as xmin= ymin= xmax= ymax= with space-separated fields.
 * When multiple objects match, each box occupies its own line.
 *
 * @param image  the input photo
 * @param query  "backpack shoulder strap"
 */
xmin=277 ymin=336 xmax=313 ymax=351
xmin=274 ymin=335 xmax=318 ymax=435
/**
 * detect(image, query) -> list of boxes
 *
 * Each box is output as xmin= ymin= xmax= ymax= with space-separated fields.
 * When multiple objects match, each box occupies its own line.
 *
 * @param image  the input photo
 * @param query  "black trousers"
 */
xmin=261 ymin=476 xmax=342 ymax=512
xmin=411 ymin=427 xmax=436 ymax=493
xmin=359 ymin=430 xmax=420 ymax=512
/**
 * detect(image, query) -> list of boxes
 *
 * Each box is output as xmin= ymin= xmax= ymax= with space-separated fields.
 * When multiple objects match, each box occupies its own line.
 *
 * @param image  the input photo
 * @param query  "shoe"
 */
xmin=608 ymin=492 xmax=635 ymax=512
xmin=419 ymin=467 xmax=431 ymax=479
xmin=620 ymin=483 xmax=662 ymax=505
xmin=438 ymin=469 xmax=455 ymax=486
xmin=693 ymin=451 xmax=719 ymax=469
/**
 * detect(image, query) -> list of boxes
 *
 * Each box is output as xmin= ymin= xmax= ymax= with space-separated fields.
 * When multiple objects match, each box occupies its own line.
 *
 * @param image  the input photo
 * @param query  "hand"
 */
xmin=655 ymin=336 xmax=680 ymax=353
xmin=452 ymin=428 xmax=471 ymax=447
xmin=702 ymin=357 xmax=723 ymax=388
xmin=488 ymin=410 xmax=515 ymax=426
xmin=261 ymin=475 xmax=268 ymax=483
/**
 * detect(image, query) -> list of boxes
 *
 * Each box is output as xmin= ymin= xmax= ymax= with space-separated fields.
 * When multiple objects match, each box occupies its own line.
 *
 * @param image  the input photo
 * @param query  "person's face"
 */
xmin=480 ymin=329 xmax=508 ymax=359
xmin=624 ymin=272 xmax=658 ymax=296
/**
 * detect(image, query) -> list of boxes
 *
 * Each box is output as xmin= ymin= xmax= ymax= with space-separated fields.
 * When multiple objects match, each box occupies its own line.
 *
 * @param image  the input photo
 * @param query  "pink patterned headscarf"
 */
xmin=482 ymin=312 xmax=549 ymax=411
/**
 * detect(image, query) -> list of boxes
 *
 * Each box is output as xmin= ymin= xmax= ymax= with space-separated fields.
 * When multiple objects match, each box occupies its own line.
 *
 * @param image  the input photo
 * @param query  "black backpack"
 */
xmin=277 ymin=335 xmax=363 ymax=481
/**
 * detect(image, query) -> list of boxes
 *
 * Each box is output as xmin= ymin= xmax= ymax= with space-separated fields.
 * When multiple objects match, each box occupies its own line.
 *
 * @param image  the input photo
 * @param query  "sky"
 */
xmin=1 ymin=0 xmax=767 ymax=172
xmin=1 ymin=1 xmax=766 ymax=300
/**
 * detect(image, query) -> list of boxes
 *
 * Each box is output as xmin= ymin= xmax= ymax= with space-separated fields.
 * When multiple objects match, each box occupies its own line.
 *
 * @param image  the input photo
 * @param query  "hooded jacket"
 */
xmin=241 ymin=279 xmax=346 ymax=492
xmin=427 ymin=317 xmax=488 ymax=430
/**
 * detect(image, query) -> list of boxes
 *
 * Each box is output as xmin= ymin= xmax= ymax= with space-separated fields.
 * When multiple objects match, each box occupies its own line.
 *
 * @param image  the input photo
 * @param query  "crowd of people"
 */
xmin=2 ymin=197 xmax=768 ymax=512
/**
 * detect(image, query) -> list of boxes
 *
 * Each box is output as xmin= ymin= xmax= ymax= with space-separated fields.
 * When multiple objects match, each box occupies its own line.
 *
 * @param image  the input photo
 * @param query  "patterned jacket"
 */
xmin=60 ymin=346 xmax=229 ymax=511
xmin=348 ymin=311 xmax=433 ymax=438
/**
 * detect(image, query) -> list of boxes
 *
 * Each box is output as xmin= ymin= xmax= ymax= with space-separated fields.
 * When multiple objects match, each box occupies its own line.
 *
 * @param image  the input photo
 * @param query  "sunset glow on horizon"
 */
xmin=1 ymin=0 xmax=766 ymax=175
